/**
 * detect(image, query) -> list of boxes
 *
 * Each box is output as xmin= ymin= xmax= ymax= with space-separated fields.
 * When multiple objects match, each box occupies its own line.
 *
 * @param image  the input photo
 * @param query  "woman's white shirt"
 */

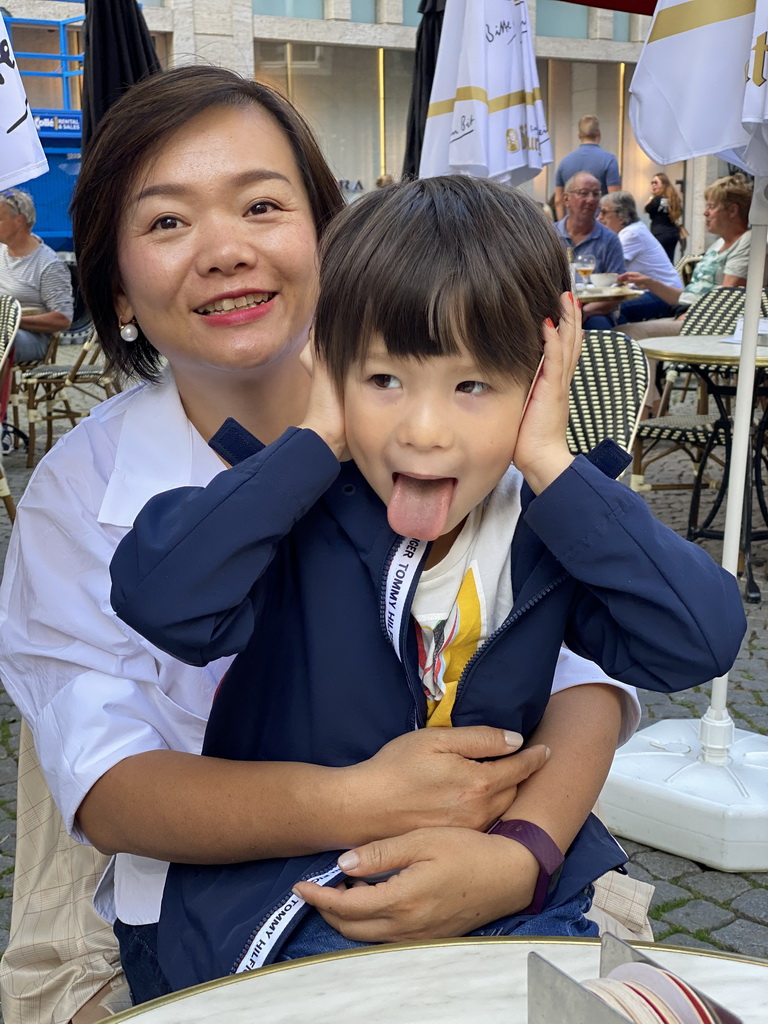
xmin=0 ymin=371 xmax=232 ymax=924
xmin=618 ymin=221 xmax=683 ymax=289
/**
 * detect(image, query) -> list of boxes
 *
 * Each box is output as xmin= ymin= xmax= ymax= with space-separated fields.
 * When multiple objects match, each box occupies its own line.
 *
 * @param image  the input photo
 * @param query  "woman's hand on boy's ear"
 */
xmin=512 ymin=291 xmax=581 ymax=495
xmin=299 ymin=339 xmax=349 ymax=461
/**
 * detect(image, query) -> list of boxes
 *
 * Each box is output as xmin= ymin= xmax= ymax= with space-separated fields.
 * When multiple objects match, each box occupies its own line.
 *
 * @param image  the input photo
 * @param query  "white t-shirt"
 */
xmin=0 ymin=238 xmax=73 ymax=318
xmin=619 ymin=221 xmax=682 ymax=289
xmin=411 ymin=465 xmax=640 ymax=740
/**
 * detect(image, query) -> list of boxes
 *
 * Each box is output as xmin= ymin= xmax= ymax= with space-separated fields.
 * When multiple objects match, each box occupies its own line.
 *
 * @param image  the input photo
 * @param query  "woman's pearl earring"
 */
xmin=119 ymin=317 xmax=139 ymax=342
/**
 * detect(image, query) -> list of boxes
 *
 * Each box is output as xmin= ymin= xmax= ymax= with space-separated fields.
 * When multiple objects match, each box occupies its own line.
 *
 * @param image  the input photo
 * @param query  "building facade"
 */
xmin=5 ymin=0 xmax=720 ymax=251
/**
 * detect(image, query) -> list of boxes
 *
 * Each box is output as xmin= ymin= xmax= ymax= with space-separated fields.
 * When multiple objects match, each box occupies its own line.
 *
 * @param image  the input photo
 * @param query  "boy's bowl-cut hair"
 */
xmin=315 ymin=175 xmax=571 ymax=390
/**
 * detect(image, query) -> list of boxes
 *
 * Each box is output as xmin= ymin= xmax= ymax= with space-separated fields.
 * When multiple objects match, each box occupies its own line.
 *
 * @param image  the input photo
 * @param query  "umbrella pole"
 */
xmin=699 ymin=196 xmax=768 ymax=763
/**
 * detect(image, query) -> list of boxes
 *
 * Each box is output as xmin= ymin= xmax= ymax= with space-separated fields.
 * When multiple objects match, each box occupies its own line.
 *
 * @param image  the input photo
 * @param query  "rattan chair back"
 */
xmin=567 ymin=330 xmax=650 ymax=456
xmin=680 ymin=286 xmax=768 ymax=337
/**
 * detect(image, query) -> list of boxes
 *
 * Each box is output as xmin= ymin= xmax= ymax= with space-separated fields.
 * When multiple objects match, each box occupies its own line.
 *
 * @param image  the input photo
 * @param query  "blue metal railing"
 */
xmin=5 ymin=15 xmax=84 ymax=111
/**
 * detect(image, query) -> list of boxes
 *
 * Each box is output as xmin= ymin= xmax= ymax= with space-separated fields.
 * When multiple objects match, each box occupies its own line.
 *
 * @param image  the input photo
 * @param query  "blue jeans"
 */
xmin=618 ymin=291 xmax=674 ymax=323
xmin=114 ymin=920 xmax=173 ymax=1007
xmin=277 ymin=886 xmax=597 ymax=961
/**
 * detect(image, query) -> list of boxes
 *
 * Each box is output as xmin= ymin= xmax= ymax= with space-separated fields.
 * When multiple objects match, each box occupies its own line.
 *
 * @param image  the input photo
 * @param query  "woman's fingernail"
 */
xmin=544 ymin=317 xmax=555 ymax=328
xmin=567 ymin=291 xmax=575 ymax=303
xmin=338 ymin=851 xmax=360 ymax=872
xmin=504 ymin=730 xmax=523 ymax=747
xmin=291 ymin=886 xmax=301 ymax=897
xmin=545 ymin=746 xmax=552 ymax=760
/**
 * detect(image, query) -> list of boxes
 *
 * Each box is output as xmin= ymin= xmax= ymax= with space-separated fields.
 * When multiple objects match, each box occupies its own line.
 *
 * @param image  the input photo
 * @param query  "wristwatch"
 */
xmin=487 ymin=819 xmax=564 ymax=915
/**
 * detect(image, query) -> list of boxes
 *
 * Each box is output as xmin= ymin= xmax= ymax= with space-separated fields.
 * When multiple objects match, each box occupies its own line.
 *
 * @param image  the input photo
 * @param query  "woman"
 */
xmin=597 ymin=191 xmax=683 ymax=322
xmin=645 ymin=172 xmax=683 ymax=262
xmin=0 ymin=67 xmax=634 ymax=1015
xmin=618 ymin=174 xmax=752 ymax=336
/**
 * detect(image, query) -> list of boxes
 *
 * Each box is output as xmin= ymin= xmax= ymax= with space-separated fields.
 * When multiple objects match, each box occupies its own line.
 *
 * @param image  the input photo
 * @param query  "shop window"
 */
xmin=252 ymin=0 xmax=324 ymax=18
xmin=402 ymin=0 xmax=421 ymax=27
xmin=536 ymin=0 xmax=588 ymax=39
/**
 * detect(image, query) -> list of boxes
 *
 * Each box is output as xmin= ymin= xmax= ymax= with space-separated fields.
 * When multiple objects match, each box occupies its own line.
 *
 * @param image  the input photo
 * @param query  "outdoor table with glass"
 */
xmin=637 ymin=334 xmax=768 ymax=601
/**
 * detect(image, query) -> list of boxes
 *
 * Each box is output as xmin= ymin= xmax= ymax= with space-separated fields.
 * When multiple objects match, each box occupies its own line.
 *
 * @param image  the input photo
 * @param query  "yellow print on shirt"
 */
xmin=426 ymin=566 xmax=484 ymax=727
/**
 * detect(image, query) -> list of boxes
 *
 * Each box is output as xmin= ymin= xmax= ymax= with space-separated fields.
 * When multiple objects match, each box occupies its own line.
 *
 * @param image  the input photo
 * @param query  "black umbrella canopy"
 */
xmin=402 ymin=0 xmax=445 ymax=179
xmin=81 ymin=0 xmax=160 ymax=150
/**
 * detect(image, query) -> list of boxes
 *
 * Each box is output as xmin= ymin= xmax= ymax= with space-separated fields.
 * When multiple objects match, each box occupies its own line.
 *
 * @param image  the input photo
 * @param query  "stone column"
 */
xmin=172 ymin=0 xmax=255 ymax=79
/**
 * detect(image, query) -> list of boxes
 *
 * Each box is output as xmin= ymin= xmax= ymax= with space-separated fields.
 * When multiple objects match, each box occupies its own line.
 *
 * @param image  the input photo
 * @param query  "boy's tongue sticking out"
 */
xmin=387 ymin=474 xmax=456 ymax=540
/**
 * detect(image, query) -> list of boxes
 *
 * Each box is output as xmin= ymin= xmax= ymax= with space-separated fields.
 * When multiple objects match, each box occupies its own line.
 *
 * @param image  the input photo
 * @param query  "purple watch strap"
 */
xmin=487 ymin=819 xmax=565 ymax=915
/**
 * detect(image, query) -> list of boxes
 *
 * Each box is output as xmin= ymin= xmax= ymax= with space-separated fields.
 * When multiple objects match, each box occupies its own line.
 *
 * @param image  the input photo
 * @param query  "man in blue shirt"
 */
xmin=555 ymin=172 xmax=625 ymax=330
xmin=554 ymin=116 xmax=620 ymax=220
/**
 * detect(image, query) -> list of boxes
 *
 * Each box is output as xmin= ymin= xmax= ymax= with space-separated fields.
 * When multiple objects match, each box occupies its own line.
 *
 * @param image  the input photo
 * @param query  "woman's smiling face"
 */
xmin=116 ymin=103 xmax=319 ymax=379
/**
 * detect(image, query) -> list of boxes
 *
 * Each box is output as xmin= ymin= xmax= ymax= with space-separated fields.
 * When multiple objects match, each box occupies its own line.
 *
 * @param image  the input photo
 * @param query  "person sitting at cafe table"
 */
xmin=0 ymin=188 xmax=73 ymax=362
xmin=596 ymin=191 xmax=683 ymax=324
xmin=554 ymin=172 xmax=625 ymax=331
xmin=618 ymin=174 xmax=751 ymax=340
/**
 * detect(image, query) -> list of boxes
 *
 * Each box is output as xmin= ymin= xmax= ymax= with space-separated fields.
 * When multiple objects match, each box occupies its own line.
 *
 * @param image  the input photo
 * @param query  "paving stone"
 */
xmin=679 ymin=871 xmax=753 ymax=903
xmin=0 ymin=761 xmax=17 ymax=788
xmin=650 ymin=918 xmax=671 ymax=940
xmin=641 ymin=703 xmax=692 ymax=719
xmin=730 ymin=888 xmax=768 ymax=925
xmin=625 ymin=863 xmax=655 ymax=886
xmin=0 ymin=900 xmax=11 ymax=931
xmin=745 ymin=873 xmax=768 ymax=886
xmin=662 ymin=899 xmax=734 ymax=932
xmin=649 ymin=881 xmax=691 ymax=909
xmin=712 ymin=919 xmax=768 ymax=958
xmin=659 ymin=932 xmax=721 ymax=951
xmin=633 ymin=851 xmax=703 ymax=881
xmin=617 ymin=840 xmax=652 ymax=857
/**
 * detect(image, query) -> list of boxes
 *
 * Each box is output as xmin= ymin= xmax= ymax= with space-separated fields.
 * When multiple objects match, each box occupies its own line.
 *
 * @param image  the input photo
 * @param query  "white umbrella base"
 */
xmin=599 ymin=718 xmax=768 ymax=872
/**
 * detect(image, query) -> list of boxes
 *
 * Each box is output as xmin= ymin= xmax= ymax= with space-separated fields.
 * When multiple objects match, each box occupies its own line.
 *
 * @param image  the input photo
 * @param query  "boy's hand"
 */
xmin=298 ymin=340 xmax=348 ymax=461
xmin=512 ymin=292 xmax=581 ymax=494
xmin=293 ymin=827 xmax=539 ymax=942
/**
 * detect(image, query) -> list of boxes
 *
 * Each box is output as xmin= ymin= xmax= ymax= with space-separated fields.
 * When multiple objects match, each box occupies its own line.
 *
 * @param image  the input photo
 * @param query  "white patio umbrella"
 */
xmin=0 ymin=18 xmax=47 ymax=189
xmin=419 ymin=0 xmax=551 ymax=185
xmin=600 ymin=0 xmax=768 ymax=872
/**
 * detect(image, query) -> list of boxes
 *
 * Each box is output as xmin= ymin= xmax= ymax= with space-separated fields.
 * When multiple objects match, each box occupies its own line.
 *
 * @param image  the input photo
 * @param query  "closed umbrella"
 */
xmin=419 ymin=0 xmax=551 ymax=185
xmin=0 ymin=16 xmax=47 ymax=188
xmin=402 ymin=0 xmax=445 ymax=178
xmin=600 ymin=0 xmax=768 ymax=873
xmin=81 ymin=0 xmax=160 ymax=150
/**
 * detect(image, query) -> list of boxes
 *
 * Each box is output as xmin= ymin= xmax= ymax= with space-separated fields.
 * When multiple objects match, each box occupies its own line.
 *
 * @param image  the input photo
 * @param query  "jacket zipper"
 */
xmin=232 ymin=854 xmax=342 ymax=973
xmin=452 ymin=572 xmax=570 ymax=711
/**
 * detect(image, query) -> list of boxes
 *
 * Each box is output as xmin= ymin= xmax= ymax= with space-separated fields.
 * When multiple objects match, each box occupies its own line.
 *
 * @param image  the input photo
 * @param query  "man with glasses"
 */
xmin=555 ymin=172 xmax=625 ymax=330
xmin=0 ymin=189 xmax=73 ymax=362
xmin=553 ymin=115 xmax=620 ymax=220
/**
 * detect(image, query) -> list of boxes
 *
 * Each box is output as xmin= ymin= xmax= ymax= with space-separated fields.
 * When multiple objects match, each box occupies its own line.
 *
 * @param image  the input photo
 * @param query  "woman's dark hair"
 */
xmin=71 ymin=65 xmax=344 ymax=381
xmin=314 ymin=176 xmax=570 ymax=391
xmin=604 ymin=191 xmax=639 ymax=227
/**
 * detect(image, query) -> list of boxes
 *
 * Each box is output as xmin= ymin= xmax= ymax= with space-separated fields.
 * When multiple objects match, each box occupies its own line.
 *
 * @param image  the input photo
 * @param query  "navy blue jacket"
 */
xmin=110 ymin=425 xmax=746 ymax=990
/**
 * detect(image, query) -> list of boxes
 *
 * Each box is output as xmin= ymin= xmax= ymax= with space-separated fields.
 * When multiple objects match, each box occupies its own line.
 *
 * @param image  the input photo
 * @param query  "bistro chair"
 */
xmin=6 ymin=330 xmax=59 ymax=456
xmin=0 ymin=295 xmax=21 ymax=522
xmin=20 ymin=330 xmax=122 ymax=467
xmin=631 ymin=287 xmax=768 ymax=552
xmin=674 ymin=252 xmax=704 ymax=288
xmin=567 ymin=330 xmax=649 ymax=457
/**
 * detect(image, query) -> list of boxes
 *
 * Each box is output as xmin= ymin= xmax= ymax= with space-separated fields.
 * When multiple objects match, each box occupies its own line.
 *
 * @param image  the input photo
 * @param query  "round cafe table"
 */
xmin=636 ymin=334 xmax=768 ymax=602
xmin=107 ymin=937 xmax=768 ymax=1023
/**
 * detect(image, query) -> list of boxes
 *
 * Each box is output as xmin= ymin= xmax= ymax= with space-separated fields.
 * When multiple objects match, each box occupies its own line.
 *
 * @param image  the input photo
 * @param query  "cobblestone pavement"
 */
xmin=0 ymin=353 xmax=766 ymax=990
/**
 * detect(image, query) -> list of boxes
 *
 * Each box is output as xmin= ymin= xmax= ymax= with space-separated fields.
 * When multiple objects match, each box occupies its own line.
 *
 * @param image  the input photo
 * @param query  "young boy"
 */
xmin=110 ymin=177 xmax=744 ymax=995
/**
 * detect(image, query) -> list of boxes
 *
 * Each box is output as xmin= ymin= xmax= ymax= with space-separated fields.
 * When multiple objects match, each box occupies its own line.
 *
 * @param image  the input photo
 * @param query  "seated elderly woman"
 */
xmin=597 ymin=191 xmax=682 ymax=322
xmin=616 ymin=174 xmax=751 ymax=339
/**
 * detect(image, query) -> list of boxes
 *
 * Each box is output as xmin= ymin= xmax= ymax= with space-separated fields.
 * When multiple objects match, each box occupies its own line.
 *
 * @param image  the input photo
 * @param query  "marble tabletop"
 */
xmin=108 ymin=937 xmax=768 ymax=1023
xmin=636 ymin=335 xmax=768 ymax=367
